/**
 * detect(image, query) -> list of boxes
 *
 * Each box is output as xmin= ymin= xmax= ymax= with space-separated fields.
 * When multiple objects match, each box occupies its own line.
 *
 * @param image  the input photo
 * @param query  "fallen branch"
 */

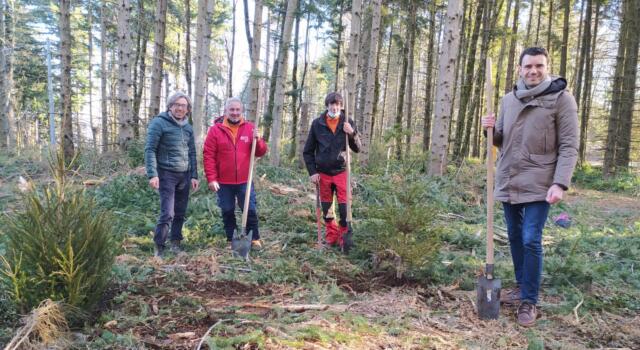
xmin=573 ymin=297 xmax=584 ymax=324
xmin=219 ymin=265 xmax=253 ymax=273
xmin=242 ymin=303 xmax=329 ymax=313
xmin=196 ymin=319 xmax=231 ymax=350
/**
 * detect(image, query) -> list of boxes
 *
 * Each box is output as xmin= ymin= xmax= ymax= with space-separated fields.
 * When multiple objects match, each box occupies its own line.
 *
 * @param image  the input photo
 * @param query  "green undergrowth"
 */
xmin=1 ymin=149 xmax=639 ymax=347
xmin=573 ymin=164 xmax=640 ymax=196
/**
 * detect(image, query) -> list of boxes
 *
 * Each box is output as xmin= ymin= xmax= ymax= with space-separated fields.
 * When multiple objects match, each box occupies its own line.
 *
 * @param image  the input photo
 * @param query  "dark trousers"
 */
xmin=502 ymin=201 xmax=550 ymax=304
xmin=217 ymin=183 xmax=259 ymax=241
xmin=154 ymin=169 xmax=190 ymax=247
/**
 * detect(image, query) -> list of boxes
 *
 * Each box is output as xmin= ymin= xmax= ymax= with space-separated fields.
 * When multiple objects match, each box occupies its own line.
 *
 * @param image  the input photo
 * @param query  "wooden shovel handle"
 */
xmin=485 ymin=58 xmax=495 ymax=268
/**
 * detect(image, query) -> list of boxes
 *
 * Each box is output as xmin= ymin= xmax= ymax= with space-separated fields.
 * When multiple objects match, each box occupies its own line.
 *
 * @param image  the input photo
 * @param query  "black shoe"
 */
xmin=169 ymin=240 xmax=183 ymax=253
xmin=154 ymin=244 xmax=164 ymax=258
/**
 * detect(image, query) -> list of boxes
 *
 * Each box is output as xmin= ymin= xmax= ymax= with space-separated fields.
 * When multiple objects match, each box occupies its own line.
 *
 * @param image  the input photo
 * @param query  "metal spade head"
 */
xmin=232 ymin=228 xmax=252 ymax=260
xmin=477 ymin=266 xmax=501 ymax=320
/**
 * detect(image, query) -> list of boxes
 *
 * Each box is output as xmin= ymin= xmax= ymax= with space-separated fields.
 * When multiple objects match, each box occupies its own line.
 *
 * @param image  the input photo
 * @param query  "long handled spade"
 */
xmin=232 ymin=117 xmax=259 ymax=260
xmin=477 ymin=58 xmax=501 ymax=319
xmin=315 ymin=183 xmax=323 ymax=249
xmin=342 ymin=94 xmax=354 ymax=254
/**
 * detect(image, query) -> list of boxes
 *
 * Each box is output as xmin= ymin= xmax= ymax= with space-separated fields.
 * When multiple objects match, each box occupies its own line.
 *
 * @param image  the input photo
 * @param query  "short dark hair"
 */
xmin=519 ymin=47 xmax=549 ymax=65
xmin=324 ymin=92 xmax=343 ymax=107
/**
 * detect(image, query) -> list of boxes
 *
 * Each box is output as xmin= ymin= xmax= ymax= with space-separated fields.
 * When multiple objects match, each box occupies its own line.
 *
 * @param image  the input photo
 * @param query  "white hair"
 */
xmin=224 ymin=97 xmax=244 ymax=111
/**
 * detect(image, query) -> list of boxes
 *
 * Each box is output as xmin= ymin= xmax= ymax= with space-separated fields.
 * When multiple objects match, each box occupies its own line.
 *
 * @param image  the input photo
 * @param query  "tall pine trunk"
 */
xmin=117 ymin=0 xmax=134 ymax=151
xmin=246 ymin=0 xmax=263 ymax=121
xmin=428 ymin=0 xmax=463 ymax=176
xmin=193 ymin=0 xmax=214 ymax=145
xmin=422 ymin=1 xmax=437 ymax=152
xmin=505 ymin=0 xmax=520 ymax=93
xmin=101 ymin=0 xmax=109 ymax=152
xmin=60 ymin=0 xmax=75 ymax=159
xmin=269 ymin=0 xmax=298 ymax=166
xmin=404 ymin=5 xmax=417 ymax=157
xmin=148 ymin=0 xmax=168 ymax=119
xmin=359 ymin=0 xmax=382 ymax=165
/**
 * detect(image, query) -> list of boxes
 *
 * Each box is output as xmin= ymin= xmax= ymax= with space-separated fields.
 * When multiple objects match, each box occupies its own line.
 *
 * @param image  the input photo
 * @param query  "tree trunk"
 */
xmin=453 ymin=0 xmax=486 ymax=159
xmin=394 ymin=30 xmax=408 ymax=160
xmin=573 ymin=0 xmax=591 ymax=121
xmin=559 ymin=0 xmax=570 ymax=77
xmin=185 ymin=0 xmax=192 ymax=97
xmin=345 ymin=0 xmax=362 ymax=122
xmin=226 ymin=0 xmax=237 ymax=97
xmin=117 ymin=0 xmax=134 ymax=151
xmin=193 ymin=0 xmax=214 ymax=146
xmin=570 ymin=0 xmax=585 ymax=91
xmin=504 ymin=0 xmax=520 ymax=93
xmin=579 ymin=1 xmax=598 ymax=165
xmin=262 ymin=6 xmax=284 ymax=141
xmin=370 ymin=12 xmax=385 ymax=145
xmin=88 ymin=0 xmax=97 ymax=150
xmin=297 ymin=101 xmax=310 ymax=168
xmin=404 ymin=5 xmax=417 ymax=157
xmin=463 ymin=0 xmax=494 ymax=158
xmin=148 ymin=0 xmax=168 ymax=119
xmin=0 ymin=0 xmax=16 ymax=149
xmin=428 ymin=0 xmax=463 ymax=176
xmin=132 ymin=0 xmax=148 ymax=139
xmin=101 ymin=0 xmax=109 ymax=152
xmin=525 ymin=0 xmax=534 ymax=45
xmin=614 ymin=0 xmax=640 ymax=170
xmin=546 ymin=0 xmax=553 ymax=59
xmin=359 ymin=0 xmax=382 ymax=165
xmin=60 ymin=0 xmax=75 ymax=159
xmin=534 ymin=0 xmax=542 ymax=45
xmin=334 ymin=0 xmax=345 ymax=91
xmin=379 ymin=21 xmax=393 ymax=142
xmin=270 ymin=0 xmax=298 ymax=166
xmin=288 ymin=7 xmax=301 ymax=160
xmin=246 ymin=0 xmax=263 ymax=121
xmin=422 ymin=1 xmax=437 ymax=152
xmin=495 ymin=0 xmax=512 ymax=112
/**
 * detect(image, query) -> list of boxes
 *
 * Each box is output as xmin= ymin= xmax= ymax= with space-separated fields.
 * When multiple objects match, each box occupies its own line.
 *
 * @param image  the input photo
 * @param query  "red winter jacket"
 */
xmin=203 ymin=117 xmax=268 ymax=184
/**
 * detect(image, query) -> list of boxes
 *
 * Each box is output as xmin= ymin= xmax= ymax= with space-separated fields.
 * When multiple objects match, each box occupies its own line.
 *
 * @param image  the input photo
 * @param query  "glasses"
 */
xmin=173 ymin=103 xmax=189 ymax=109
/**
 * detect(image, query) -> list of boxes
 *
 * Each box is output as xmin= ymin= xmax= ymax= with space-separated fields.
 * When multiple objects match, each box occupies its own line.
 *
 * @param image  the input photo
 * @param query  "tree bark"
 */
xmin=359 ymin=0 xmax=382 ymax=165
xmin=132 ymin=0 xmax=148 ymax=139
xmin=148 ymin=0 xmax=168 ymax=119
xmin=246 ymin=0 xmax=263 ymax=121
xmin=0 ymin=0 xmax=16 ymax=149
xmin=453 ymin=0 xmax=486 ymax=159
xmin=394 ymin=28 xmax=408 ymax=160
xmin=345 ymin=0 xmax=362 ymax=123
xmin=428 ymin=0 xmax=463 ymax=176
xmin=193 ymin=0 xmax=214 ymax=146
xmin=185 ymin=0 xmax=193 ymax=97
xmin=334 ymin=0 xmax=345 ymax=91
xmin=559 ymin=0 xmax=570 ymax=77
xmin=288 ymin=6 xmax=301 ymax=160
xmin=614 ymin=0 xmax=640 ymax=170
xmin=269 ymin=0 xmax=298 ymax=166
xmin=60 ymin=0 xmax=75 ymax=159
xmin=226 ymin=0 xmax=237 ymax=97
xmin=117 ymin=0 xmax=134 ymax=151
xmin=504 ymin=0 xmax=520 ymax=93
xmin=422 ymin=1 xmax=437 ymax=153
xmin=403 ymin=4 xmax=417 ymax=157
xmin=101 ymin=0 xmax=109 ymax=152
xmin=495 ymin=0 xmax=512 ymax=112
xmin=573 ymin=0 xmax=591 ymax=121
xmin=579 ymin=1 xmax=598 ymax=165
xmin=546 ymin=0 xmax=553 ymax=59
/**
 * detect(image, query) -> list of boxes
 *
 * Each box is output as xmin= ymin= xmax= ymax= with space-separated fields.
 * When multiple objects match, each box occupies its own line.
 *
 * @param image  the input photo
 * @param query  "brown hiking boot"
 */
xmin=500 ymin=286 xmax=521 ymax=305
xmin=517 ymin=302 xmax=539 ymax=327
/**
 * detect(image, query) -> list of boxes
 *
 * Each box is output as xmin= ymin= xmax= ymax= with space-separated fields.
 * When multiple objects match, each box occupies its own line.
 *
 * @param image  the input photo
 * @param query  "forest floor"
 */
xmin=1 ymin=151 xmax=639 ymax=349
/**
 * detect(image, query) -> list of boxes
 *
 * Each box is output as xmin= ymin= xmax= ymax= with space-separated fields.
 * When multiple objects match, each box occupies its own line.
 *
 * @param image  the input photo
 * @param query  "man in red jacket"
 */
xmin=203 ymin=97 xmax=268 ymax=248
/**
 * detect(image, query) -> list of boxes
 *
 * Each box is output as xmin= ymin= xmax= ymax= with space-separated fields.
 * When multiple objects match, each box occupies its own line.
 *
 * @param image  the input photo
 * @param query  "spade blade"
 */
xmin=477 ymin=275 xmax=501 ymax=320
xmin=232 ymin=228 xmax=251 ymax=260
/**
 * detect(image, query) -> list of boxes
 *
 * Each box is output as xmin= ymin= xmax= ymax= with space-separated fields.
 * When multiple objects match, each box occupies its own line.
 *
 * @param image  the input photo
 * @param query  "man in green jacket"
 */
xmin=145 ymin=92 xmax=199 ymax=257
xmin=482 ymin=47 xmax=579 ymax=327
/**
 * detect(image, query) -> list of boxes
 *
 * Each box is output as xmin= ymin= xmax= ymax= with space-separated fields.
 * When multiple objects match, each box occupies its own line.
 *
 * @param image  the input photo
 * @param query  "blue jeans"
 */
xmin=502 ymin=201 xmax=550 ymax=305
xmin=217 ymin=183 xmax=259 ymax=241
xmin=155 ymin=169 xmax=191 ymax=247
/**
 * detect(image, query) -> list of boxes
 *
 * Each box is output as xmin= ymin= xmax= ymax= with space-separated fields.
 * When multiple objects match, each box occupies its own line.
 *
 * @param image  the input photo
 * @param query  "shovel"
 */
xmin=315 ymin=183 xmax=323 ymax=249
xmin=477 ymin=58 xmax=501 ymax=319
xmin=342 ymin=94 xmax=354 ymax=254
xmin=232 ymin=117 xmax=260 ymax=260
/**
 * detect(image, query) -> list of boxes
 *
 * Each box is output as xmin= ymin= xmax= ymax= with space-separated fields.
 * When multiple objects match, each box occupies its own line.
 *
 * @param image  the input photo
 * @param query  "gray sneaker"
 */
xmin=169 ymin=240 xmax=183 ymax=253
xmin=154 ymin=244 xmax=164 ymax=258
